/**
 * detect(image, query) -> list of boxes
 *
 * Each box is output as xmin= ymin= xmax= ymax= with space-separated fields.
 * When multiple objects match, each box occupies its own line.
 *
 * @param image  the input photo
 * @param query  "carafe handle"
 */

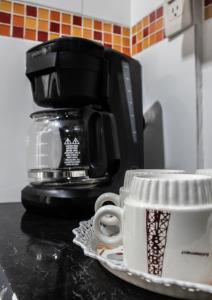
xmin=102 ymin=113 xmax=120 ymax=175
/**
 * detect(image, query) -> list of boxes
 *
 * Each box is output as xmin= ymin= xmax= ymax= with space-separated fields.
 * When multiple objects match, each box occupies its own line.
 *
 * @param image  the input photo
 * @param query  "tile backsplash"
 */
xmin=0 ymin=0 xmax=131 ymax=56
xmin=132 ymin=1 xmax=212 ymax=56
xmin=0 ymin=0 xmax=211 ymax=57
xmin=131 ymin=6 xmax=164 ymax=56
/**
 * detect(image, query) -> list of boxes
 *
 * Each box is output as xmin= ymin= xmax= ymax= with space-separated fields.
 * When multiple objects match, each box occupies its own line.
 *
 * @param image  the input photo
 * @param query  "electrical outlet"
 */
xmin=164 ymin=0 xmax=193 ymax=38
xmin=167 ymin=1 xmax=183 ymax=20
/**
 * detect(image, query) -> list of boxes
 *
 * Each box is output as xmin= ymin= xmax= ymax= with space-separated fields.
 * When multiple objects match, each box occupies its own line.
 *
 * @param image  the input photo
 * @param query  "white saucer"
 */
xmin=73 ymin=218 xmax=212 ymax=300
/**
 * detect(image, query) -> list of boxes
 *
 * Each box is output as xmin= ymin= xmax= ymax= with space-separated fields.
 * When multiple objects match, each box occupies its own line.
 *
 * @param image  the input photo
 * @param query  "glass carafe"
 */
xmin=27 ymin=107 xmax=120 ymax=185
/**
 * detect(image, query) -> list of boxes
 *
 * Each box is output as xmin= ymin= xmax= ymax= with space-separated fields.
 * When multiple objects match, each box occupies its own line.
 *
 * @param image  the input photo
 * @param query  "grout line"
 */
xmin=10 ymin=0 xmax=13 ymax=37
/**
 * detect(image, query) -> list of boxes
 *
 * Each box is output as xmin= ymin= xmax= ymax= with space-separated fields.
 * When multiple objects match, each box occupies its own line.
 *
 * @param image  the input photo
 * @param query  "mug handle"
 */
xmin=95 ymin=193 xmax=120 ymax=227
xmin=93 ymin=205 xmax=123 ymax=246
xmin=95 ymin=193 xmax=120 ymax=211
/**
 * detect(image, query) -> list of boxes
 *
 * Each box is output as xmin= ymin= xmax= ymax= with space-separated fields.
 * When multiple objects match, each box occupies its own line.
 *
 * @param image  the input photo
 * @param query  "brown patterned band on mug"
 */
xmin=146 ymin=209 xmax=171 ymax=276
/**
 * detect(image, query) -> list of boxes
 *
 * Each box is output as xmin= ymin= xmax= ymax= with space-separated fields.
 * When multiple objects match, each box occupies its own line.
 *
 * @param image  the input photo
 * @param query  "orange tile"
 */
xmin=25 ymin=29 xmax=36 ymax=40
xmin=83 ymin=28 xmax=92 ymax=39
xmin=113 ymin=34 xmax=121 ymax=45
xmin=0 ymin=0 xmax=11 ymax=12
xmin=137 ymin=42 xmax=142 ymax=53
xmin=132 ymin=44 xmax=137 ymax=56
xmin=137 ymin=20 xmax=143 ymax=31
xmin=38 ymin=20 xmax=48 ymax=32
xmin=122 ymin=37 xmax=130 ymax=47
xmin=132 ymin=23 xmax=137 ymax=35
xmin=51 ymin=11 xmax=60 ymax=22
xmin=143 ymin=16 xmax=149 ymax=27
xmin=103 ymin=22 xmax=112 ymax=33
xmin=205 ymin=6 xmax=212 ymax=20
xmin=0 ymin=23 xmax=10 ymax=36
xmin=155 ymin=18 xmax=164 ymax=31
xmin=123 ymin=26 xmax=130 ymax=37
xmin=13 ymin=15 xmax=24 ymax=27
xmin=94 ymin=20 xmax=102 ymax=31
xmin=62 ymin=13 xmax=71 ymax=24
xmin=13 ymin=3 xmax=25 ymax=15
xmin=150 ymin=34 xmax=157 ymax=46
xmin=62 ymin=24 xmax=71 ymax=35
xmin=113 ymin=45 xmax=121 ymax=52
xmin=25 ymin=17 xmax=37 ymax=30
xmin=38 ymin=8 xmax=49 ymax=20
xmin=72 ymin=26 xmax=82 ymax=37
xmin=50 ymin=33 xmax=59 ymax=40
xmin=83 ymin=17 xmax=93 ymax=28
xmin=137 ymin=31 xmax=143 ymax=42
xmin=156 ymin=30 xmax=164 ymax=42
xmin=123 ymin=47 xmax=130 ymax=56
xmin=104 ymin=33 xmax=112 ymax=43
xmin=143 ymin=37 xmax=149 ymax=49
xmin=150 ymin=22 xmax=156 ymax=34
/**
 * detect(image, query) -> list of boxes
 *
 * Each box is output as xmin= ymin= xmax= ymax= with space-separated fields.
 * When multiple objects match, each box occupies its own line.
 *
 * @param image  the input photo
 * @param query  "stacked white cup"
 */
xmin=94 ymin=173 xmax=212 ymax=284
xmin=95 ymin=169 xmax=186 ymax=233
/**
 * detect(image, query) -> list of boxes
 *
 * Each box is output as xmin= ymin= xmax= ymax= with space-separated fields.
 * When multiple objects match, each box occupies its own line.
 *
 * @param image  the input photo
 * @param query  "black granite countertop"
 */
xmin=0 ymin=203 xmax=180 ymax=300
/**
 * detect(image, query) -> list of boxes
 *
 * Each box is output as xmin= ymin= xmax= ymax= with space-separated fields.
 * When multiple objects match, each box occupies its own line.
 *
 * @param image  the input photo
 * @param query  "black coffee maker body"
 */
xmin=22 ymin=38 xmax=144 ymax=218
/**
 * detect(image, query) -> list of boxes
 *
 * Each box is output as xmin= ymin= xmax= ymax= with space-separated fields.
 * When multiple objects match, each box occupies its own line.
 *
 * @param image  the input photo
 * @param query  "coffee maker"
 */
xmin=21 ymin=37 xmax=144 ymax=218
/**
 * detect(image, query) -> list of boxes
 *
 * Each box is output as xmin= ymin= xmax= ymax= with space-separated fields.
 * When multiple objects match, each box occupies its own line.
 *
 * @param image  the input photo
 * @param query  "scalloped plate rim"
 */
xmin=72 ymin=218 xmax=212 ymax=295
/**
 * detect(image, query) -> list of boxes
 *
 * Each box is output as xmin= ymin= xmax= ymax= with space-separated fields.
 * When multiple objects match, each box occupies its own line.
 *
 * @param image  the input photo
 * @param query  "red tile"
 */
xmin=94 ymin=31 xmax=102 ymax=40
xmin=26 ymin=6 xmax=37 ymax=17
xmin=205 ymin=0 xmax=212 ymax=6
xmin=104 ymin=43 xmax=112 ymax=48
xmin=50 ymin=22 xmax=60 ymax=33
xmin=132 ymin=35 xmax=136 ymax=45
xmin=113 ymin=25 xmax=121 ymax=34
xmin=143 ymin=27 xmax=149 ymax=37
xmin=13 ymin=26 xmax=23 ymax=38
xmin=150 ymin=11 xmax=156 ymax=23
xmin=73 ymin=15 xmax=82 ymax=26
xmin=156 ymin=6 xmax=163 ymax=19
xmin=0 ymin=12 xmax=11 ymax=24
xmin=38 ymin=31 xmax=48 ymax=41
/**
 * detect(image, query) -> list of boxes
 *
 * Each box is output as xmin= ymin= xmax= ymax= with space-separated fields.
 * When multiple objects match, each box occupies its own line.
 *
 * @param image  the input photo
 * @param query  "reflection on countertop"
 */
xmin=0 ymin=203 xmax=179 ymax=300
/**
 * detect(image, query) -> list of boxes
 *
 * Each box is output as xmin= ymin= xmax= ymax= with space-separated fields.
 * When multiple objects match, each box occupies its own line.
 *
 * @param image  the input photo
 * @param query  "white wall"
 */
xmin=83 ymin=0 xmax=131 ymax=25
xmin=0 ymin=37 xmax=38 ymax=202
xmin=202 ymin=18 xmax=212 ymax=167
xmin=136 ymin=29 xmax=197 ymax=170
xmin=131 ymin=0 xmax=197 ymax=171
xmin=18 ymin=0 xmax=82 ymax=13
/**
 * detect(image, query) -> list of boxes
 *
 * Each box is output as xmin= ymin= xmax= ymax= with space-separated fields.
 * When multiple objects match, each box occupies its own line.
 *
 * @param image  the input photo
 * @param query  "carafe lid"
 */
xmin=30 ymin=108 xmax=82 ymax=119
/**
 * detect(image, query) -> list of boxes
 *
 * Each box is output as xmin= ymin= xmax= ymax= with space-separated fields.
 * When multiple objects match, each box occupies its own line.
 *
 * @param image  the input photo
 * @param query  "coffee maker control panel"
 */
xmin=122 ymin=61 xmax=137 ymax=143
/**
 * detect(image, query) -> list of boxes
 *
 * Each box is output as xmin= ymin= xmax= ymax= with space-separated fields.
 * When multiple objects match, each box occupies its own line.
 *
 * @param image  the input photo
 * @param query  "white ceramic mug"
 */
xmin=94 ymin=174 xmax=212 ymax=284
xmin=95 ymin=169 xmax=186 ymax=211
xmin=95 ymin=170 xmax=186 ymax=232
